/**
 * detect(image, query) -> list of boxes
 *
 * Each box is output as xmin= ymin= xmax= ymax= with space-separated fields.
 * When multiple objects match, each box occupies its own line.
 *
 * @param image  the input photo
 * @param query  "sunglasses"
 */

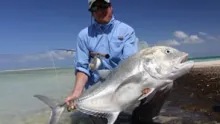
xmin=89 ymin=3 xmax=110 ymax=12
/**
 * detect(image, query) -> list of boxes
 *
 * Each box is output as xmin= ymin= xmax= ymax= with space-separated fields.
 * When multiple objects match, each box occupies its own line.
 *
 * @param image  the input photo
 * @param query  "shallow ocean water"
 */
xmin=0 ymin=68 xmax=75 ymax=124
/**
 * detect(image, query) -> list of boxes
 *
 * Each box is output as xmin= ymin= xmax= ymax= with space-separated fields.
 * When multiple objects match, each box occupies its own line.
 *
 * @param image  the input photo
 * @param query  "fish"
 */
xmin=34 ymin=46 xmax=194 ymax=124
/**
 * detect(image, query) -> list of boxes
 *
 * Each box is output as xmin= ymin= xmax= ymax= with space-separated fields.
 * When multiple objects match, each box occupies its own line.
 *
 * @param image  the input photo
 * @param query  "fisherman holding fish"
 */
xmin=64 ymin=0 xmax=157 ymax=123
xmin=32 ymin=1 xmax=195 ymax=123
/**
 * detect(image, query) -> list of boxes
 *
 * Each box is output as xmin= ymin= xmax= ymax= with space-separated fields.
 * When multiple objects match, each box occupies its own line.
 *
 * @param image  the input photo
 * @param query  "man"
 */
xmin=65 ymin=0 xmax=138 ymax=123
xmin=65 ymin=0 xmax=171 ymax=124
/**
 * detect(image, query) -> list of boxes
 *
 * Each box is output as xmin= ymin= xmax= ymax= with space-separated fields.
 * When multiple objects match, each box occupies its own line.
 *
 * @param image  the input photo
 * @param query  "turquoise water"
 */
xmin=0 ymin=68 xmax=76 ymax=124
xmin=189 ymin=56 xmax=220 ymax=62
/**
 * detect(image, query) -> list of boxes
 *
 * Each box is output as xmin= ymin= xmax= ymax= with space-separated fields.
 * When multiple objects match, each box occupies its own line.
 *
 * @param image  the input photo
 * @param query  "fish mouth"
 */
xmin=167 ymin=53 xmax=194 ymax=80
xmin=173 ymin=53 xmax=192 ymax=68
xmin=174 ymin=53 xmax=194 ymax=70
xmin=180 ymin=54 xmax=188 ymax=63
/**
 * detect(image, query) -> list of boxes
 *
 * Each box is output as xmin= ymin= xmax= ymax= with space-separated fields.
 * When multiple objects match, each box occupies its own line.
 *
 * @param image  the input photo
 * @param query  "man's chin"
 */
xmin=97 ymin=18 xmax=111 ymax=24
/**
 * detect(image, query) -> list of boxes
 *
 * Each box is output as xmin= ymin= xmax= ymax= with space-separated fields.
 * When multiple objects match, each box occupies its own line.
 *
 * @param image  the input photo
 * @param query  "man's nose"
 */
xmin=96 ymin=9 xmax=107 ymax=15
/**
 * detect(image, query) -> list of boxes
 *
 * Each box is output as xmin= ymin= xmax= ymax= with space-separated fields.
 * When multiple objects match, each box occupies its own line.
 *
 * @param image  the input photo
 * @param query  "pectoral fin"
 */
xmin=107 ymin=112 xmax=120 ymax=124
xmin=138 ymin=88 xmax=155 ymax=101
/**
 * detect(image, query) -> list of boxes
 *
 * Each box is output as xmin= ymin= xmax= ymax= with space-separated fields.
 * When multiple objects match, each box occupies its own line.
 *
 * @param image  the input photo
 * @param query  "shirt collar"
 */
xmin=94 ymin=16 xmax=115 ymax=32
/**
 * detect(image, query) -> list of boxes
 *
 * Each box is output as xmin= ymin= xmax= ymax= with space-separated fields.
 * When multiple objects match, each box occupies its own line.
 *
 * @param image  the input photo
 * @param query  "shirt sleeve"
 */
xmin=74 ymin=34 xmax=90 ymax=77
xmin=122 ymin=28 xmax=138 ymax=60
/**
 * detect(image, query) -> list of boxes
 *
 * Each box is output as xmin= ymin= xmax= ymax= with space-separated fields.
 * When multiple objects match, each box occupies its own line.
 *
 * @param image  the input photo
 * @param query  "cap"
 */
xmin=88 ymin=0 xmax=110 ymax=9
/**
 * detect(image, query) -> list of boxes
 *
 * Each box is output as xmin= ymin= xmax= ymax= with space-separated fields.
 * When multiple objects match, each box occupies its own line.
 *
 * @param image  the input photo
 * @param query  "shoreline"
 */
xmin=193 ymin=60 xmax=220 ymax=68
xmin=0 ymin=66 xmax=74 ymax=73
xmin=0 ymin=67 xmax=58 ymax=73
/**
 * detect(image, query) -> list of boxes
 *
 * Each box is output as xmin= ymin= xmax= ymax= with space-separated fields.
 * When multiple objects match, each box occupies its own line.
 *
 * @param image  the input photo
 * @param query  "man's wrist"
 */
xmin=71 ymin=90 xmax=82 ymax=98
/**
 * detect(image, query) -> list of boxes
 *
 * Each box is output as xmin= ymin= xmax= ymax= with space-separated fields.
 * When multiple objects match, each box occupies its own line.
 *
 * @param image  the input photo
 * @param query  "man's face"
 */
xmin=90 ymin=2 xmax=113 ymax=24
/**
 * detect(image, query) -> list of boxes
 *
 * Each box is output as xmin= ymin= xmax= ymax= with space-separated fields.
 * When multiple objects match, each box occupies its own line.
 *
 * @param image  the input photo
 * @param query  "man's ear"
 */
xmin=109 ymin=4 xmax=113 ymax=10
xmin=111 ymin=7 xmax=113 ymax=14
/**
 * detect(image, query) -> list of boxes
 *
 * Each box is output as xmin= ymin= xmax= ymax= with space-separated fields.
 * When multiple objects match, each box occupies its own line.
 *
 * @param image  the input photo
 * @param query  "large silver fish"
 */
xmin=34 ymin=46 xmax=194 ymax=124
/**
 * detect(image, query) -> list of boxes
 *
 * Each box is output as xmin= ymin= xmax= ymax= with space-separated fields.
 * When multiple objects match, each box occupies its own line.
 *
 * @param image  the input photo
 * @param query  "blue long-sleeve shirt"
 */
xmin=74 ymin=17 xmax=138 ymax=89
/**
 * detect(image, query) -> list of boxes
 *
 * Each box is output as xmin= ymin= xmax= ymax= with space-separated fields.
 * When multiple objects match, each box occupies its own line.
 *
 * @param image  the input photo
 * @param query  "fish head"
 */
xmin=140 ymin=46 xmax=194 ymax=80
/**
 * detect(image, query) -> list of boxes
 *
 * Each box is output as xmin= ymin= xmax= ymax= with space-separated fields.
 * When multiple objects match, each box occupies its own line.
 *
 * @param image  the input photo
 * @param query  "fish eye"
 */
xmin=165 ymin=49 xmax=171 ymax=54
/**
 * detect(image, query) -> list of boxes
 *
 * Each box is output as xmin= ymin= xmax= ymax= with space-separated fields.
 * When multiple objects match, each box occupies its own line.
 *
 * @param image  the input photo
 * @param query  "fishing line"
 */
xmin=47 ymin=49 xmax=62 ymax=96
xmin=48 ymin=49 xmax=58 ymax=80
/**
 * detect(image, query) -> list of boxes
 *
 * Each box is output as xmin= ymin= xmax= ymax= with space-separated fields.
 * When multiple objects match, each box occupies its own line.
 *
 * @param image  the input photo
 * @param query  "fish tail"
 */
xmin=34 ymin=95 xmax=65 ymax=124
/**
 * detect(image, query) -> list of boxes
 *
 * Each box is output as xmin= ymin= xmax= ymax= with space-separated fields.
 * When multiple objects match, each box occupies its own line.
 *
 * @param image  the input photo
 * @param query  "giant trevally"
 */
xmin=34 ymin=46 xmax=194 ymax=124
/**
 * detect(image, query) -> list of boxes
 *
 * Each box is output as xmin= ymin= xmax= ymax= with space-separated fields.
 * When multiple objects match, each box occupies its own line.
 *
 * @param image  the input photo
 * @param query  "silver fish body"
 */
xmin=34 ymin=46 xmax=194 ymax=124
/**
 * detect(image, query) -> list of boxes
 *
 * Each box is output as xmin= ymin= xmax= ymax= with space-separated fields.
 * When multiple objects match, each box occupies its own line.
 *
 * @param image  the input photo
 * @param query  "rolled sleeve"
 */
xmin=74 ymin=34 xmax=90 ymax=77
xmin=122 ymin=28 xmax=138 ymax=59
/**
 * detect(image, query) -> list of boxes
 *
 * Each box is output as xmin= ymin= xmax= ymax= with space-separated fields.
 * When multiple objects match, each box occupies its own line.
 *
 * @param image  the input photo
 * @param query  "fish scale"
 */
xmin=74 ymin=97 xmax=110 ymax=118
xmin=76 ymin=107 xmax=110 ymax=119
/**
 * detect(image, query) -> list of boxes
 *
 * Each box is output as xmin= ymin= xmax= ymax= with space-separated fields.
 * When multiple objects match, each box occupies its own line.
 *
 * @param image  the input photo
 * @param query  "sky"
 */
xmin=0 ymin=0 xmax=220 ymax=70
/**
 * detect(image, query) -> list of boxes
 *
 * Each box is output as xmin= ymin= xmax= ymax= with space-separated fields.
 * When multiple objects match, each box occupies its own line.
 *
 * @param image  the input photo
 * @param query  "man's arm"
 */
xmin=69 ymin=71 xmax=88 ymax=98
xmin=122 ymin=27 xmax=138 ymax=59
xmin=65 ymin=34 xmax=90 ymax=105
xmin=65 ymin=71 xmax=88 ymax=106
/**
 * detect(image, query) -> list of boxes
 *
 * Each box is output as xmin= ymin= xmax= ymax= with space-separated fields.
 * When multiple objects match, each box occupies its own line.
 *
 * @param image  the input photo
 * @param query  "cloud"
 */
xmin=183 ymin=35 xmax=204 ymax=44
xmin=173 ymin=31 xmax=203 ymax=44
xmin=207 ymin=36 xmax=218 ymax=40
xmin=157 ymin=39 xmax=180 ymax=46
xmin=198 ymin=32 xmax=219 ymax=41
xmin=20 ymin=51 xmax=73 ymax=62
xmin=157 ymin=31 xmax=207 ymax=46
xmin=137 ymin=39 xmax=149 ymax=50
xmin=198 ymin=32 xmax=207 ymax=36
xmin=0 ymin=50 xmax=75 ymax=70
xmin=0 ymin=50 xmax=74 ymax=63
xmin=173 ymin=31 xmax=188 ymax=39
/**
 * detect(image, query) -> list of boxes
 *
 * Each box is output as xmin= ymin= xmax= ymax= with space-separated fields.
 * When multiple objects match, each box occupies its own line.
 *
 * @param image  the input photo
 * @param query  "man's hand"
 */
xmin=65 ymin=93 xmax=80 ymax=111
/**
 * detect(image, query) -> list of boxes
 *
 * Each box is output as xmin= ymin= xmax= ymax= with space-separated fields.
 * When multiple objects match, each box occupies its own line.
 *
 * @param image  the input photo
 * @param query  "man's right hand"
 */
xmin=65 ymin=94 xmax=78 ymax=110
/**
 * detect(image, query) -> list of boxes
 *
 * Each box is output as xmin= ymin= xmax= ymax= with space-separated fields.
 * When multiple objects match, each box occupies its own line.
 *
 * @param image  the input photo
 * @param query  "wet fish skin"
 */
xmin=34 ymin=46 xmax=194 ymax=124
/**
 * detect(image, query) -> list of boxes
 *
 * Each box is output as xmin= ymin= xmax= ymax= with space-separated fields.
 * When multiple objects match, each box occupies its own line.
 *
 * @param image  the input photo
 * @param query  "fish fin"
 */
xmin=34 ymin=95 xmax=65 ymax=124
xmin=138 ymin=88 xmax=156 ymax=101
xmin=34 ymin=95 xmax=60 ymax=109
xmin=107 ymin=112 xmax=120 ymax=124
xmin=97 ymin=69 xmax=112 ymax=81
xmin=138 ymin=80 xmax=173 ymax=101
xmin=160 ymin=83 xmax=173 ymax=92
